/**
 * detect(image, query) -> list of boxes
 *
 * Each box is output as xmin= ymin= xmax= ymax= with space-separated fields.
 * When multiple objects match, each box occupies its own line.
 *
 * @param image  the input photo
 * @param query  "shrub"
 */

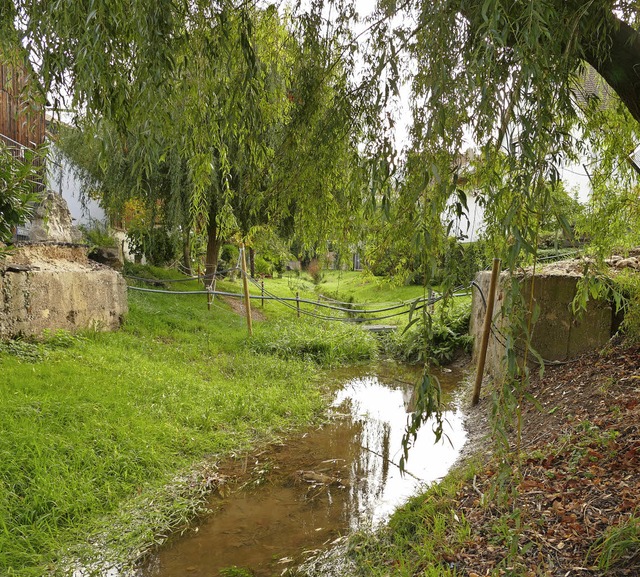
xmin=383 ymin=302 xmax=473 ymax=365
xmin=254 ymin=255 xmax=272 ymax=277
xmin=613 ymin=270 xmax=640 ymax=343
xmin=307 ymin=258 xmax=324 ymax=284
xmin=220 ymin=244 xmax=239 ymax=266
xmin=79 ymin=222 xmax=118 ymax=249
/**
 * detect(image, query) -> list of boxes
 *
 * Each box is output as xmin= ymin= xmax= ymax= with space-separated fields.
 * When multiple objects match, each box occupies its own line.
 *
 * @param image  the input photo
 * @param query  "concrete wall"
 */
xmin=0 ymin=244 xmax=127 ymax=338
xmin=470 ymin=269 xmax=612 ymax=381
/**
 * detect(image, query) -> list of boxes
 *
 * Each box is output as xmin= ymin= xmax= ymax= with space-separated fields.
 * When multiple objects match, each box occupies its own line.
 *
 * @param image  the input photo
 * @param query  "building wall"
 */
xmin=47 ymin=143 xmax=107 ymax=226
xmin=0 ymin=61 xmax=45 ymax=149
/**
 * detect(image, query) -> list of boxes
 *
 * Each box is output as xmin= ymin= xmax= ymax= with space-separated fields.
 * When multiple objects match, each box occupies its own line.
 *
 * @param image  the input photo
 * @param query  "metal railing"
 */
xmin=0 ymin=132 xmax=61 ymax=195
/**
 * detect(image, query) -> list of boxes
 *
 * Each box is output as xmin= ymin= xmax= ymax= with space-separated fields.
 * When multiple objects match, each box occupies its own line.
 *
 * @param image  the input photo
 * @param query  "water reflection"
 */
xmin=143 ymin=365 xmax=467 ymax=577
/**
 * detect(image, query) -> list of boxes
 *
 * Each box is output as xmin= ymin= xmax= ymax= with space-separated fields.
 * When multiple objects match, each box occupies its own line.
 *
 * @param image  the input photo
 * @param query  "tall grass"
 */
xmin=249 ymin=318 xmax=379 ymax=367
xmin=0 ymin=278 xmax=324 ymax=576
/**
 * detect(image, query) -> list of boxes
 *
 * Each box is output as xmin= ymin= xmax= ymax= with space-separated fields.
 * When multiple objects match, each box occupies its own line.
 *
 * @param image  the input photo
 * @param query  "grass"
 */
xmin=217 ymin=269 xmax=433 ymax=323
xmin=0 ymin=265 xmax=382 ymax=577
xmin=345 ymin=462 xmax=479 ymax=577
xmin=590 ymin=515 xmax=640 ymax=570
xmin=0 ymin=264 xmax=473 ymax=576
xmin=249 ymin=318 xmax=379 ymax=366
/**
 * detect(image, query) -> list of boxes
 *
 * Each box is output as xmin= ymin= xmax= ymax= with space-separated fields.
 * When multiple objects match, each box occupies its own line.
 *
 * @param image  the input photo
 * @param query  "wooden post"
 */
xmin=261 ymin=280 xmax=264 ymax=308
xmin=472 ymin=258 xmax=501 ymax=406
xmin=206 ymin=270 xmax=213 ymax=311
xmin=240 ymin=243 xmax=253 ymax=336
xmin=296 ymin=292 xmax=300 ymax=318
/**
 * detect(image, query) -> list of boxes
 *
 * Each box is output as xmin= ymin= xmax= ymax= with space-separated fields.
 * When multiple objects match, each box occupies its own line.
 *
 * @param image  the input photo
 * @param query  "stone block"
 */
xmin=471 ymin=269 xmax=613 ymax=382
xmin=0 ymin=243 xmax=127 ymax=339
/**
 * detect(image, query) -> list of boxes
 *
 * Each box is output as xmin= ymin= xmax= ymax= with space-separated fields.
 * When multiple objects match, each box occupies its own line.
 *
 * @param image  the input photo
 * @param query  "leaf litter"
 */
xmin=451 ymin=340 xmax=640 ymax=576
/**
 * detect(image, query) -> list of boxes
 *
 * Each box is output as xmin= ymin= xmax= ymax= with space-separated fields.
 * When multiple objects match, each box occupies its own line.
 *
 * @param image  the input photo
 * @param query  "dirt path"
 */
xmin=220 ymin=295 xmax=267 ymax=321
xmin=453 ymin=341 xmax=640 ymax=576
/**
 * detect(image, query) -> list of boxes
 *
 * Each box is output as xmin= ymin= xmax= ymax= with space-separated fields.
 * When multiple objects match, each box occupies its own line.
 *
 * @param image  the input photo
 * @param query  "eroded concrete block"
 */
xmin=0 ymin=243 xmax=127 ymax=338
xmin=470 ymin=269 xmax=612 ymax=381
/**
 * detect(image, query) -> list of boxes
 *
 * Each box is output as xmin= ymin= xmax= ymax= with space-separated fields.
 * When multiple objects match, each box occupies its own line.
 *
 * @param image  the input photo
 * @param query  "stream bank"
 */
xmin=323 ymin=340 xmax=640 ymax=577
xmin=140 ymin=362 xmax=469 ymax=577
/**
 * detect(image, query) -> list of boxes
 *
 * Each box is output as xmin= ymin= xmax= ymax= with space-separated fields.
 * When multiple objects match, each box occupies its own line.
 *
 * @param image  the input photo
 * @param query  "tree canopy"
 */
xmin=4 ymin=0 xmax=640 ymax=267
xmin=37 ymin=1 xmax=367 ymax=273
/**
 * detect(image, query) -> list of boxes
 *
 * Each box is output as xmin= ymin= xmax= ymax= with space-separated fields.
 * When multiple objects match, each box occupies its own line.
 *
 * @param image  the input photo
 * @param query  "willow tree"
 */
xmin=333 ymin=0 xmax=640 ymax=461
xmin=25 ymin=0 xmax=367 ymax=276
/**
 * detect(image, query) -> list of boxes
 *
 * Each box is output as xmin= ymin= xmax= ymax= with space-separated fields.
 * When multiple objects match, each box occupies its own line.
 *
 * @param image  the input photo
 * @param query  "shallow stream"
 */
xmin=142 ymin=363 xmax=468 ymax=577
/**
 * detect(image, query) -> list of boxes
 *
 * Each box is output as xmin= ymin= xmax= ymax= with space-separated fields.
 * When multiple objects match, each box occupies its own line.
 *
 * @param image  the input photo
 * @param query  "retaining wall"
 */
xmin=470 ymin=269 xmax=613 ymax=381
xmin=0 ymin=243 xmax=127 ymax=338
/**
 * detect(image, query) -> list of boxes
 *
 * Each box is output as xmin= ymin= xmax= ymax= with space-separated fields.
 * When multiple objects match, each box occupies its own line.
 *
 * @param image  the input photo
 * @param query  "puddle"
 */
xmin=142 ymin=363 xmax=468 ymax=577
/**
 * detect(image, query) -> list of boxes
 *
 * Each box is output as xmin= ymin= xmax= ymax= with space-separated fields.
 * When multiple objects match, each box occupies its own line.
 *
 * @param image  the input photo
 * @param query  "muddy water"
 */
xmin=142 ymin=363 xmax=467 ymax=577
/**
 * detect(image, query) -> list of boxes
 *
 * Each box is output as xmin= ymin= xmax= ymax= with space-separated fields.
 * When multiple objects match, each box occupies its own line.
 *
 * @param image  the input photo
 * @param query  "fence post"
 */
xmin=261 ymin=280 xmax=264 ymax=308
xmin=472 ymin=258 xmax=501 ymax=406
xmin=240 ymin=243 xmax=253 ymax=336
xmin=296 ymin=292 xmax=300 ymax=318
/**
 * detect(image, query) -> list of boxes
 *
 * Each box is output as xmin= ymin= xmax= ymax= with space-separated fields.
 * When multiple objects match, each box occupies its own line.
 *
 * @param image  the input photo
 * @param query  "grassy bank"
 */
xmin=332 ymin=341 xmax=640 ymax=577
xmin=217 ymin=269 xmax=437 ymax=323
xmin=0 ymin=266 xmax=380 ymax=576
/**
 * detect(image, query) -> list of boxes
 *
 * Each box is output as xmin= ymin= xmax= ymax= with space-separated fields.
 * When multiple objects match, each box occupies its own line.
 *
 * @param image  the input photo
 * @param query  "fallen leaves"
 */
xmin=452 ymin=342 xmax=640 ymax=576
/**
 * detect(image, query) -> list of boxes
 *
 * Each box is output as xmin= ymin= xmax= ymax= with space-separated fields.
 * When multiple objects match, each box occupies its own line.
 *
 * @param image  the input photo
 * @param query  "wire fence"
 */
xmin=125 ymin=246 xmax=584 ymax=336
xmin=124 ymin=267 xmax=472 ymax=325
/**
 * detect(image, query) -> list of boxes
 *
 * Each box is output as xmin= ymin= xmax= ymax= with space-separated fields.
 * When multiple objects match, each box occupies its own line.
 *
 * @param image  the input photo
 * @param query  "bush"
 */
xmin=79 ymin=222 xmax=117 ymax=249
xmin=254 ymin=255 xmax=272 ymax=277
xmin=220 ymin=244 xmax=239 ymax=266
xmin=307 ymin=258 xmax=324 ymax=284
xmin=126 ymin=227 xmax=179 ymax=267
xmin=249 ymin=319 xmax=378 ymax=367
xmin=433 ymin=239 xmax=489 ymax=287
xmin=0 ymin=143 xmax=40 ymax=245
xmin=383 ymin=302 xmax=473 ymax=365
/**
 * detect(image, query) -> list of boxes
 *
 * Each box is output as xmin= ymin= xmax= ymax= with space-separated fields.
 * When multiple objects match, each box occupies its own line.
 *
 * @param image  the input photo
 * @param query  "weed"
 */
xmin=589 ymin=515 xmax=640 ymax=570
xmin=383 ymin=301 xmax=473 ymax=365
xmin=613 ymin=270 xmax=640 ymax=343
xmin=42 ymin=329 xmax=85 ymax=348
xmin=0 ymin=338 xmax=47 ymax=362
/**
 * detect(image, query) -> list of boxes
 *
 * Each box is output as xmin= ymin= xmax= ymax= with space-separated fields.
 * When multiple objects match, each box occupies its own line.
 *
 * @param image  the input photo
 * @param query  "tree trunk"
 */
xmin=205 ymin=218 xmax=222 ymax=284
xmin=457 ymin=3 xmax=640 ymax=125
xmin=583 ymin=17 xmax=640 ymax=126
xmin=249 ymin=246 xmax=255 ymax=278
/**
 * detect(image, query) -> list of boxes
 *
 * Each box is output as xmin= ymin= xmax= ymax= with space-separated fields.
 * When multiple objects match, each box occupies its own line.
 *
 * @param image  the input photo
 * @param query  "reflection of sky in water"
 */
xmin=333 ymin=375 xmax=466 ymax=529
xmin=139 ymin=367 xmax=468 ymax=577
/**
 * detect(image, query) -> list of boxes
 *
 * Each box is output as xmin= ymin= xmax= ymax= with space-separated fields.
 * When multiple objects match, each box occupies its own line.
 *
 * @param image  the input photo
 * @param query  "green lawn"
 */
xmin=217 ymin=269 xmax=452 ymax=326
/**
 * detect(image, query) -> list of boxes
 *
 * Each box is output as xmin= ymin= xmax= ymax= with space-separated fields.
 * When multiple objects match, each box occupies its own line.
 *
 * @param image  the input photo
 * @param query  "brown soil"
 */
xmin=452 ymin=340 xmax=640 ymax=576
xmin=220 ymin=295 xmax=267 ymax=321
